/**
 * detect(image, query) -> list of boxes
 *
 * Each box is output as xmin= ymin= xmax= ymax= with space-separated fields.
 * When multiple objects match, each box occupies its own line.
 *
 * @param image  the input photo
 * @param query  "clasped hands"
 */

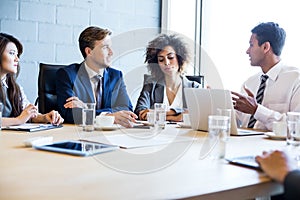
xmin=18 ymin=104 xmax=63 ymax=125
xmin=139 ymin=108 xmax=186 ymax=122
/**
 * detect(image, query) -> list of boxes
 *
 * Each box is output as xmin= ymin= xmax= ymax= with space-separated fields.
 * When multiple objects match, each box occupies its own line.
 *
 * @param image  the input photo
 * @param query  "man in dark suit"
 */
xmin=56 ymin=26 xmax=137 ymax=127
xmin=256 ymin=150 xmax=300 ymax=200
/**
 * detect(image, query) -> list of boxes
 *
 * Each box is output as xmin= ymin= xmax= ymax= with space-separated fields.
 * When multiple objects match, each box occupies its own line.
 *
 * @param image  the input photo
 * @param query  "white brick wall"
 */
xmin=0 ymin=0 xmax=18 ymax=19
xmin=20 ymin=2 xmax=56 ymax=23
xmin=0 ymin=0 xmax=161 ymax=104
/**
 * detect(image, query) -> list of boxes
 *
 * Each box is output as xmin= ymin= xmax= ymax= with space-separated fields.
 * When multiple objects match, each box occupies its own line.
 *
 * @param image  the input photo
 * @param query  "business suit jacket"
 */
xmin=283 ymin=170 xmax=300 ymax=200
xmin=134 ymin=75 xmax=200 ymax=117
xmin=56 ymin=62 xmax=132 ymax=123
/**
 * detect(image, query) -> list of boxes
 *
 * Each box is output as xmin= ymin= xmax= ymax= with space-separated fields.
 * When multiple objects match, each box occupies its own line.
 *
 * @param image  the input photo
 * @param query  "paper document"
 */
xmin=81 ymin=133 xmax=195 ymax=149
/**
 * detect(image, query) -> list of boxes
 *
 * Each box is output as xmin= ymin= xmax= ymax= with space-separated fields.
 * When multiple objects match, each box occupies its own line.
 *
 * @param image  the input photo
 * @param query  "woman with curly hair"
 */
xmin=0 ymin=33 xmax=64 ymax=127
xmin=134 ymin=34 xmax=200 ymax=122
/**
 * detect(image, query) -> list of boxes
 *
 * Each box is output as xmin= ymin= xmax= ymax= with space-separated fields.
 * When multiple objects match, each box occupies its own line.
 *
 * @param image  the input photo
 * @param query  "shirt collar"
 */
xmin=84 ymin=62 xmax=104 ymax=79
xmin=1 ymin=76 xmax=8 ymax=88
xmin=262 ymin=61 xmax=283 ymax=82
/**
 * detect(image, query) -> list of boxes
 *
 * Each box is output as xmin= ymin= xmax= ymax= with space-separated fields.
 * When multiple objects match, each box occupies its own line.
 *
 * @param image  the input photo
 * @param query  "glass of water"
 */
xmin=285 ymin=112 xmax=300 ymax=163
xmin=286 ymin=112 xmax=300 ymax=146
xmin=154 ymin=103 xmax=167 ymax=130
xmin=82 ymin=103 xmax=96 ymax=132
xmin=217 ymin=108 xmax=232 ymax=138
xmin=207 ymin=115 xmax=230 ymax=159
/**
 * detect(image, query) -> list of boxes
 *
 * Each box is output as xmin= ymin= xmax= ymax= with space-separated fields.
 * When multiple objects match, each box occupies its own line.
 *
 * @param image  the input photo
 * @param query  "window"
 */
xmin=164 ymin=0 xmax=300 ymax=91
xmin=162 ymin=0 xmax=200 ymax=75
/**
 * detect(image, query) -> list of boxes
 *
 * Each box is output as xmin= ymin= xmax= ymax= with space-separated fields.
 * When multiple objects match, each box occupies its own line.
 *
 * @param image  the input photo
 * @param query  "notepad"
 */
xmin=2 ymin=123 xmax=63 ymax=132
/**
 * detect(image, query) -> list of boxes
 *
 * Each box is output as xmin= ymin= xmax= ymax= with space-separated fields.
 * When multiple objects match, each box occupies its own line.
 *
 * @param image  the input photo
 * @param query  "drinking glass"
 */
xmin=217 ymin=108 xmax=232 ymax=138
xmin=82 ymin=103 xmax=96 ymax=132
xmin=207 ymin=115 xmax=230 ymax=159
xmin=154 ymin=103 xmax=167 ymax=130
xmin=286 ymin=112 xmax=300 ymax=146
xmin=147 ymin=110 xmax=154 ymax=125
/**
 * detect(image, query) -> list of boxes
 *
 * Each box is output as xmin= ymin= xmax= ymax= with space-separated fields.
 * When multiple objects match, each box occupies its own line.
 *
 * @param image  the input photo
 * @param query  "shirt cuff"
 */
xmin=254 ymin=104 xmax=272 ymax=120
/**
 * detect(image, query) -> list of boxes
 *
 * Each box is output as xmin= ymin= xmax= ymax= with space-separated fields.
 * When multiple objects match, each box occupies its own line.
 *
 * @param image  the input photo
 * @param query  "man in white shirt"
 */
xmin=232 ymin=22 xmax=300 ymax=131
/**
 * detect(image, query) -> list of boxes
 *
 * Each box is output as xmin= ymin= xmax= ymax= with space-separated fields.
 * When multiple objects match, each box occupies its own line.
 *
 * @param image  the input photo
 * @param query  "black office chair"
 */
xmin=35 ymin=63 xmax=66 ymax=114
xmin=186 ymin=75 xmax=204 ymax=88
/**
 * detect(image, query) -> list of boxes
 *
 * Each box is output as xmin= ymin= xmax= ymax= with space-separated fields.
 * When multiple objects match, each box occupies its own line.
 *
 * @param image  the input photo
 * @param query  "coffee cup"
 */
xmin=95 ymin=115 xmax=115 ymax=127
xmin=182 ymin=113 xmax=191 ymax=126
xmin=272 ymin=121 xmax=287 ymax=136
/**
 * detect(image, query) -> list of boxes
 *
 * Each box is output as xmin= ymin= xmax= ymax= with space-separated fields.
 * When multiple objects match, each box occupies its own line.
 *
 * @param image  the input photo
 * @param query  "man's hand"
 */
xmin=256 ymin=150 xmax=296 ymax=183
xmin=108 ymin=111 xmax=138 ymax=128
xmin=64 ymin=96 xmax=85 ymax=108
xmin=231 ymin=87 xmax=258 ymax=115
xmin=44 ymin=110 xmax=64 ymax=125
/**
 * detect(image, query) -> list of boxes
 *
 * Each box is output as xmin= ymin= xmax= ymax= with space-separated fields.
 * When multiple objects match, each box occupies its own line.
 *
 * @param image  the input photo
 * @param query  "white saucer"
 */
xmin=94 ymin=125 xmax=119 ymax=131
xmin=264 ymin=132 xmax=286 ymax=140
xmin=135 ymin=120 xmax=153 ymax=126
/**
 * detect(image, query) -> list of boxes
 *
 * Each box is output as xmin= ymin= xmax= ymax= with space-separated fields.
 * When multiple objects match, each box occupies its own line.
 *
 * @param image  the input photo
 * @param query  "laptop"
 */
xmin=184 ymin=88 xmax=264 ymax=136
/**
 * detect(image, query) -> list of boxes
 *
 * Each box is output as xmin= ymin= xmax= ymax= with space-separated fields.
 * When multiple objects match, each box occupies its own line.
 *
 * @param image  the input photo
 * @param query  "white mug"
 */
xmin=182 ymin=113 xmax=191 ymax=126
xmin=272 ymin=121 xmax=287 ymax=136
xmin=95 ymin=115 xmax=115 ymax=127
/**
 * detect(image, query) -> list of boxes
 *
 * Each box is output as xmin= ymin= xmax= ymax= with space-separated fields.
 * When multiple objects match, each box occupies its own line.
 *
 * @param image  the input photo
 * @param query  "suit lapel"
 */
xmin=76 ymin=63 xmax=94 ymax=102
xmin=102 ymin=68 xmax=110 ymax=105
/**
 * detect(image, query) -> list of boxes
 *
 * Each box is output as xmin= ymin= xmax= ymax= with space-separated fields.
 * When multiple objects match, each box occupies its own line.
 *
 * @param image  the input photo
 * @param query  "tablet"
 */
xmin=226 ymin=156 xmax=261 ymax=170
xmin=34 ymin=140 xmax=119 ymax=156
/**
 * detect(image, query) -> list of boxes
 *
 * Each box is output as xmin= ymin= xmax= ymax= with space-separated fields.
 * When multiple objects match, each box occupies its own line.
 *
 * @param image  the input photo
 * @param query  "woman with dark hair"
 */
xmin=0 ymin=33 xmax=64 ymax=126
xmin=134 ymin=34 xmax=200 ymax=122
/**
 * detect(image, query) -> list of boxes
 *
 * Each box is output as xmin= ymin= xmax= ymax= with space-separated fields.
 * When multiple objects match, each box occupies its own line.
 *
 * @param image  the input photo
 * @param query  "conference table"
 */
xmin=0 ymin=124 xmax=286 ymax=200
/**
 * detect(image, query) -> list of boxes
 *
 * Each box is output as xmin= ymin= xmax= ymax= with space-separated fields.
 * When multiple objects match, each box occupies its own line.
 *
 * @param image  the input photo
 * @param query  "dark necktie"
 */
xmin=247 ymin=75 xmax=269 ymax=128
xmin=94 ymin=75 xmax=102 ymax=110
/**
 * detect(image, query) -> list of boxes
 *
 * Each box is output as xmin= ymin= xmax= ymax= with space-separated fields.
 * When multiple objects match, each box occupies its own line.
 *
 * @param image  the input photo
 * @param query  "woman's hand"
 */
xmin=166 ymin=109 xmax=188 ymax=122
xmin=139 ymin=109 xmax=152 ymax=121
xmin=166 ymin=113 xmax=183 ymax=122
xmin=16 ymin=104 xmax=39 ymax=124
xmin=43 ymin=110 xmax=64 ymax=125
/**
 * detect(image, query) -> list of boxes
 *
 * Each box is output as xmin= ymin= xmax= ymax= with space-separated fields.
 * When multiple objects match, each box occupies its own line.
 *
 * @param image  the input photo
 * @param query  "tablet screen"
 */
xmin=226 ymin=156 xmax=261 ymax=170
xmin=34 ymin=140 xmax=118 ymax=156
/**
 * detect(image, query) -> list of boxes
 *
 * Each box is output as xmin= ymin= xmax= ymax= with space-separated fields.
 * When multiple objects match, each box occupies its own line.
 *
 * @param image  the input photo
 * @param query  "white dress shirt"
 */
xmin=84 ymin=62 xmax=104 ymax=101
xmin=1 ymin=76 xmax=30 ymax=110
xmin=163 ymin=83 xmax=183 ymax=110
xmin=235 ymin=61 xmax=300 ymax=130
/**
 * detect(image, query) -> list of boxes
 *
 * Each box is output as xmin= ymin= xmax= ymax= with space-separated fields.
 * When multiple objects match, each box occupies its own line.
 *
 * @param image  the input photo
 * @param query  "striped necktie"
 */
xmin=247 ymin=75 xmax=269 ymax=128
xmin=94 ymin=75 xmax=102 ymax=110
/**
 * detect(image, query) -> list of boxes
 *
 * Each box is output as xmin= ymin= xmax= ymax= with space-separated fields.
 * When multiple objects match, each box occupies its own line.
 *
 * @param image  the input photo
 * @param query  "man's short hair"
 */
xmin=251 ymin=22 xmax=286 ymax=56
xmin=79 ymin=26 xmax=112 ymax=58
